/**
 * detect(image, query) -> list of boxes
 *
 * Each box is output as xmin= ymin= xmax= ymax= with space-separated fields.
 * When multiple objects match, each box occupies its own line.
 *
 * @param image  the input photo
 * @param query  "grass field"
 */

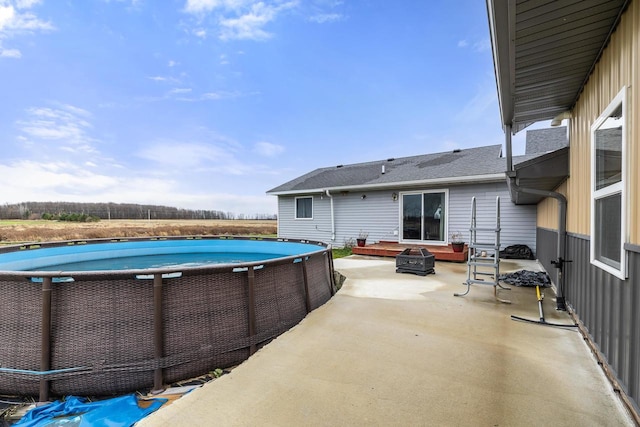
xmin=0 ymin=219 xmax=278 ymax=244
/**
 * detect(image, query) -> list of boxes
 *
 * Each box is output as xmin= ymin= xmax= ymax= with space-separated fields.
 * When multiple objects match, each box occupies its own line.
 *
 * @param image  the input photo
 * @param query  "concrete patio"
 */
xmin=139 ymin=255 xmax=635 ymax=426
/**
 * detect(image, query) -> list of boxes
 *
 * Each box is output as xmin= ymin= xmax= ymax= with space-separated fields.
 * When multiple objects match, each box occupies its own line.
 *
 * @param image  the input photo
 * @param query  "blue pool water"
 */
xmin=0 ymin=238 xmax=323 ymax=272
xmin=35 ymin=252 xmax=283 ymax=271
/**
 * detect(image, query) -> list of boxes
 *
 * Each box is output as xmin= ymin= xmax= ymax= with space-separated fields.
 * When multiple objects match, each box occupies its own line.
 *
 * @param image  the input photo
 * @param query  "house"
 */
xmin=487 ymin=0 xmax=640 ymax=417
xmin=267 ymin=127 xmax=567 ymax=256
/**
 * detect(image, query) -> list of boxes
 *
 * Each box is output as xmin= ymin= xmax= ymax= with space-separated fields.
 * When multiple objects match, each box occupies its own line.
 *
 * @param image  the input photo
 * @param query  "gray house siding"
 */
xmin=277 ymin=195 xmax=332 ymax=243
xmin=537 ymin=228 xmax=640 ymax=409
xmin=277 ymin=191 xmax=399 ymax=246
xmin=449 ymin=183 xmax=537 ymax=255
xmin=277 ymin=182 xmax=537 ymax=253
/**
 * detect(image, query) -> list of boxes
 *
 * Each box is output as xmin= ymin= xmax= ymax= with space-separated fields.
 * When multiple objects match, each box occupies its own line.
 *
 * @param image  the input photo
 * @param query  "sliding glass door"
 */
xmin=401 ymin=190 xmax=447 ymax=243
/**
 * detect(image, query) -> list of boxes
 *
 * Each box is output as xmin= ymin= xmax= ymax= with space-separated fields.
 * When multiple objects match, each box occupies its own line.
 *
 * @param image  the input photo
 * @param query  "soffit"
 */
xmin=488 ymin=0 xmax=629 ymax=133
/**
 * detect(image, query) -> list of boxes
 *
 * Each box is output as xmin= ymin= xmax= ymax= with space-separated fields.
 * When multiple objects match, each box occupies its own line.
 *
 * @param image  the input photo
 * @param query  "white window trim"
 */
xmin=399 ymin=189 xmax=449 ymax=245
xmin=590 ymin=86 xmax=627 ymax=280
xmin=294 ymin=196 xmax=313 ymax=220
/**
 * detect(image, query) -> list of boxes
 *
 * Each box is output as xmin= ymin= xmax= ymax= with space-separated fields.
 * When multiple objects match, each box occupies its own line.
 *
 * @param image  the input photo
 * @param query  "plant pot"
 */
xmin=356 ymin=238 xmax=367 ymax=247
xmin=451 ymin=242 xmax=465 ymax=253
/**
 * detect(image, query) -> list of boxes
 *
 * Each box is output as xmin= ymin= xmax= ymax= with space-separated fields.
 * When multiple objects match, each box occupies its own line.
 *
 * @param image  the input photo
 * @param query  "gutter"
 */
xmin=324 ymin=190 xmax=335 ymax=242
xmin=505 ymin=124 xmax=568 ymax=310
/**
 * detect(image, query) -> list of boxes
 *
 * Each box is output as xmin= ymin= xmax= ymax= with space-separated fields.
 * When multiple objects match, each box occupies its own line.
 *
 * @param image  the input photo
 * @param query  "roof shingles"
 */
xmin=268 ymin=145 xmax=509 ymax=194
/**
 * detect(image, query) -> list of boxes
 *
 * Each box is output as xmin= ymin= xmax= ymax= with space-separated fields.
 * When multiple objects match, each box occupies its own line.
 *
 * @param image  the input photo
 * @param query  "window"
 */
xmin=401 ymin=190 xmax=448 ymax=243
xmin=591 ymin=87 xmax=627 ymax=279
xmin=295 ymin=196 xmax=313 ymax=219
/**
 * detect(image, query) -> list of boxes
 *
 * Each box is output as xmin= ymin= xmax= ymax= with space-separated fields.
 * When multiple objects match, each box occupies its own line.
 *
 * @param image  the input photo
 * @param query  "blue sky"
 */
xmin=0 ymin=0 xmax=536 ymax=216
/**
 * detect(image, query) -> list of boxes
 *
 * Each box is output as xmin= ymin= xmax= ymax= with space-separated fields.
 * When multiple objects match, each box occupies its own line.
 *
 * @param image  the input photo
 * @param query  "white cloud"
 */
xmin=219 ymin=2 xmax=277 ymax=41
xmin=308 ymin=13 xmax=342 ymax=23
xmin=169 ymin=87 xmax=192 ymax=94
xmin=0 ymin=4 xmax=53 ymax=33
xmin=455 ymin=76 xmax=497 ymax=123
xmin=137 ymin=141 xmax=233 ymax=168
xmin=183 ymin=0 xmax=298 ymax=42
xmin=0 ymin=160 xmax=119 ymax=197
xmin=0 ymin=1 xmax=54 ymax=59
xmin=201 ymin=90 xmax=240 ymax=100
xmin=253 ymin=141 xmax=284 ymax=157
xmin=16 ymin=103 xmax=99 ymax=155
xmin=0 ymin=159 xmax=277 ymax=213
xmin=15 ymin=0 xmax=42 ymax=8
xmin=0 ymin=5 xmax=16 ymax=29
xmin=457 ymin=37 xmax=490 ymax=52
xmin=185 ymin=0 xmax=251 ymax=14
xmin=0 ymin=47 xmax=20 ymax=57
xmin=136 ymin=139 xmax=272 ymax=178
xmin=168 ymin=60 xmax=178 ymax=67
xmin=147 ymin=75 xmax=181 ymax=84
xmin=473 ymin=38 xmax=491 ymax=52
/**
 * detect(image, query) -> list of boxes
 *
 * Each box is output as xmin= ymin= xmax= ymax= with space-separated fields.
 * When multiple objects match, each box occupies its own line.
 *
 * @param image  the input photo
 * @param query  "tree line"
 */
xmin=0 ymin=202 xmax=277 ymax=221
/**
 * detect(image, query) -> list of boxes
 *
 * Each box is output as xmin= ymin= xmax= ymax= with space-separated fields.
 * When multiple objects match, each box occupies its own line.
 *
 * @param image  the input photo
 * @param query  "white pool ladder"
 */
xmin=454 ymin=196 xmax=510 ymax=303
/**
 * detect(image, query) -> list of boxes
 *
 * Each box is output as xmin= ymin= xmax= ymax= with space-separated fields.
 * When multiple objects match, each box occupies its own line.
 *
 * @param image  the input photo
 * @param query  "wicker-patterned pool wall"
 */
xmin=0 ymin=237 xmax=336 ymax=401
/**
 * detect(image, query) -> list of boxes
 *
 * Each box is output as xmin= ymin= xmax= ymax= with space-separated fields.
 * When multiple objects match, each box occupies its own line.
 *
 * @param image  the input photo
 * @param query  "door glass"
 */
xmin=402 ymin=194 xmax=421 ymax=240
xmin=423 ymin=192 xmax=445 ymax=241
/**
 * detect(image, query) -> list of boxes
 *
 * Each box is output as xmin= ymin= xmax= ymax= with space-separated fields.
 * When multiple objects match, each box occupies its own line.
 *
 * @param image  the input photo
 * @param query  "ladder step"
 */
xmin=469 ymin=243 xmax=500 ymax=249
xmin=472 ymin=271 xmax=495 ymax=277
xmin=468 ymin=261 xmax=498 ymax=267
xmin=469 ymin=227 xmax=501 ymax=232
xmin=466 ymin=279 xmax=498 ymax=286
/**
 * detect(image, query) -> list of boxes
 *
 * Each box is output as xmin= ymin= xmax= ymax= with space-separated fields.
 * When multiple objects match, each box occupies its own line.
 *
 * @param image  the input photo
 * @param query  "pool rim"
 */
xmin=0 ymin=235 xmax=331 ymax=278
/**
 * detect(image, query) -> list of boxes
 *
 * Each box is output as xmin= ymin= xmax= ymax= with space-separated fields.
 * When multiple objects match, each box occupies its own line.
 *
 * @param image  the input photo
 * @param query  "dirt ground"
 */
xmin=0 ymin=219 xmax=277 ymax=244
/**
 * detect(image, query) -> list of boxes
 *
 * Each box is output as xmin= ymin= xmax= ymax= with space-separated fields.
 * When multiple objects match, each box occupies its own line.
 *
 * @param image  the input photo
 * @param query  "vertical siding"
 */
xmin=628 ymin=1 xmax=640 ymax=245
xmin=562 ymin=0 xmax=639 ymax=243
xmin=536 ymin=181 xmax=567 ymax=230
xmin=551 ymin=232 xmax=640 ymax=409
xmin=534 ymin=3 xmax=640 ymax=412
xmin=536 ymin=227 xmax=559 ymax=286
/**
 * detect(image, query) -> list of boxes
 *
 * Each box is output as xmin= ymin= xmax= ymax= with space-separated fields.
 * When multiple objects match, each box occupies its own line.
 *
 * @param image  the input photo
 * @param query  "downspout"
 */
xmin=505 ymin=124 xmax=568 ymax=310
xmin=325 ymin=190 xmax=335 ymax=242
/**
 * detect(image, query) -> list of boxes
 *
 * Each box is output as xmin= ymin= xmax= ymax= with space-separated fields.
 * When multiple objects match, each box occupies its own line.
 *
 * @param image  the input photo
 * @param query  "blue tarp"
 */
xmin=14 ymin=394 xmax=166 ymax=427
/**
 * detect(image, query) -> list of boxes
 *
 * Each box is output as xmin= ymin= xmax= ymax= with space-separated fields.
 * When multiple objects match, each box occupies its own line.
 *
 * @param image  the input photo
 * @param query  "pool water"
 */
xmin=0 ymin=238 xmax=323 ymax=273
xmin=33 ymin=251 xmax=285 ymax=271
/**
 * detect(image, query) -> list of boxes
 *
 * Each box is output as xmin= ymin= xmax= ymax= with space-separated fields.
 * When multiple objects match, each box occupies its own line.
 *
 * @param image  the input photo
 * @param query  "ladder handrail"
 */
xmin=456 ymin=196 xmax=507 ymax=302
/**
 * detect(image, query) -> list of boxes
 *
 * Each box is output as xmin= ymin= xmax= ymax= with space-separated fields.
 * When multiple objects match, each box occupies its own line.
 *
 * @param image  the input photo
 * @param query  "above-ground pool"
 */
xmin=0 ymin=236 xmax=335 ymax=400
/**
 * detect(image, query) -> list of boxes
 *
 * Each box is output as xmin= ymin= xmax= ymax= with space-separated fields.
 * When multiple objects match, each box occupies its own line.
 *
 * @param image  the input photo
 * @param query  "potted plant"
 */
xmin=356 ymin=231 xmax=369 ymax=247
xmin=450 ymin=231 xmax=465 ymax=253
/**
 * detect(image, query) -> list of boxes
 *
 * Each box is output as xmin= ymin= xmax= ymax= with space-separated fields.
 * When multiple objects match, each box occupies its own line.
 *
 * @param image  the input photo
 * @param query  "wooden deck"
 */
xmin=352 ymin=241 xmax=468 ymax=262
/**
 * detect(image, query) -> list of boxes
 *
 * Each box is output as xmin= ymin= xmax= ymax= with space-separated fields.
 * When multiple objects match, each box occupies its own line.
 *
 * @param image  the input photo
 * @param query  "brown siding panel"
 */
xmin=561 ymin=0 xmax=639 ymax=242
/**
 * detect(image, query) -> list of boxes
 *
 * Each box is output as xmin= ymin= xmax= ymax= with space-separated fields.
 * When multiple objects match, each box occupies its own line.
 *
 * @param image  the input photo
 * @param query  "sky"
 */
xmin=0 ymin=0 xmax=542 ymax=216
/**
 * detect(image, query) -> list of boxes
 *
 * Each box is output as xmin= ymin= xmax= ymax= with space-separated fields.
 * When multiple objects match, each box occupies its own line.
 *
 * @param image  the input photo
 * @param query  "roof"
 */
xmin=267 ymin=144 xmax=559 ymax=195
xmin=487 ymin=0 xmax=629 ymax=133
xmin=268 ymin=145 xmax=504 ymax=195
xmin=525 ymin=127 xmax=568 ymax=154
xmin=509 ymin=147 xmax=570 ymax=204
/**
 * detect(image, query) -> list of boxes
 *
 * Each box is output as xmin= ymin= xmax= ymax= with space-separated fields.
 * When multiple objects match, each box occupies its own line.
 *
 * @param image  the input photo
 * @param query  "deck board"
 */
xmin=352 ymin=241 xmax=468 ymax=262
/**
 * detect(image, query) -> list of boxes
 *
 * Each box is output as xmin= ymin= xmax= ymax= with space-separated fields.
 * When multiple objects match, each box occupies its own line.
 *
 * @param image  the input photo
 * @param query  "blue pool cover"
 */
xmin=13 ymin=394 xmax=166 ymax=427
